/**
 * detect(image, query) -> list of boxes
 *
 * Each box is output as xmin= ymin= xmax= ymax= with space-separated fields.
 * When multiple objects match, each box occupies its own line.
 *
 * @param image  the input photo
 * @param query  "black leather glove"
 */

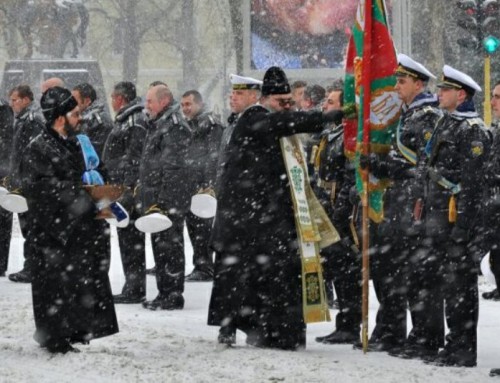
xmin=450 ymin=225 xmax=469 ymax=244
xmin=340 ymin=236 xmax=360 ymax=252
xmin=360 ymin=153 xmax=388 ymax=178
xmin=359 ymin=154 xmax=370 ymax=170
xmin=323 ymin=110 xmax=344 ymax=125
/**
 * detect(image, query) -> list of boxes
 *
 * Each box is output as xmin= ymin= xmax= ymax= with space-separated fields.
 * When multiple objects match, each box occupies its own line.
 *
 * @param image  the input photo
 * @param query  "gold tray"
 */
xmin=83 ymin=184 xmax=125 ymax=202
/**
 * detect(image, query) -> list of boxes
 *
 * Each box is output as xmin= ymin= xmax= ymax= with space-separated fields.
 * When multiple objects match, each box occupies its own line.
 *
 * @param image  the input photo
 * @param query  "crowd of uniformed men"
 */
xmin=0 ymin=56 xmax=500 ymax=372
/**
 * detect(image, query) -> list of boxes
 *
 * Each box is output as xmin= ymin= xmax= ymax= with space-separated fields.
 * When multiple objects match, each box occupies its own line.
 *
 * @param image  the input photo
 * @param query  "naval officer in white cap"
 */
xmin=215 ymin=74 xmax=263 ymax=189
xmin=369 ymin=54 xmax=445 ymax=360
xmin=422 ymin=65 xmax=490 ymax=367
xmin=227 ymin=74 xmax=262 ymax=126
xmin=437 ymin=65 xmax=482 ymax=112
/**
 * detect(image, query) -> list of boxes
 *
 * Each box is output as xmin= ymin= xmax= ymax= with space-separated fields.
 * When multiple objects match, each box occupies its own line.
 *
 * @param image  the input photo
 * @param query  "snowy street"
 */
xmin=1 ymin=220 xmax=499 ymax=383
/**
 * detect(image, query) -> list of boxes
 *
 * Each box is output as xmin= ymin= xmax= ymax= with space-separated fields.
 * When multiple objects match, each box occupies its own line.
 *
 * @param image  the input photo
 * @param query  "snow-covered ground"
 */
xmin=1 ymin=217 xmax=499 ymax=383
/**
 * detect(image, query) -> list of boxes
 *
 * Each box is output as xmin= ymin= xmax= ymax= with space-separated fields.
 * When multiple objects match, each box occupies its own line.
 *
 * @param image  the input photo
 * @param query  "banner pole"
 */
xmin=484 ymin=54 xmax=492 ymax=127
xmin=360 ymin=0 xmax=373 ymax=355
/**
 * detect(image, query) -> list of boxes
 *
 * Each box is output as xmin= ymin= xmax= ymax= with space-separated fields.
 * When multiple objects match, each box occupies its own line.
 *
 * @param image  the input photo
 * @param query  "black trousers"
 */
xmin=406 ymin=237 xmax=445 ymax=350
xmin=117 ymin=210 xmax=146 ymax=297
xmin=185 ymin=211 xmax=213 ymax=272
xmin=441 ymin=241 xmax=479 ymax=358
xmin=370 ymin=233 xmax=408 ymax=346
xmin=322 ymin=242 xmax=361 ymax=334
xmin=151 ymin=212 xmax=186 ymax=297
xmin=0 ymin=208 xmax=12 ymax=273
xmin=315 ymin=186 xmax=337 ymax=304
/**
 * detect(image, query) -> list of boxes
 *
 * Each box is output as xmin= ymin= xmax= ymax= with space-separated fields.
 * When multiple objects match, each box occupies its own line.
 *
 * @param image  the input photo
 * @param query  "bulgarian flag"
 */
xmin=344 ymin=0 xmax=401 ymax=223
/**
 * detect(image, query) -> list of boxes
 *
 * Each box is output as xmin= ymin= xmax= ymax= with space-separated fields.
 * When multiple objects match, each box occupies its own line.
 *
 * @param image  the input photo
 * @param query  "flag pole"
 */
xmin=361 ymin=0 xmax=373 ymax=354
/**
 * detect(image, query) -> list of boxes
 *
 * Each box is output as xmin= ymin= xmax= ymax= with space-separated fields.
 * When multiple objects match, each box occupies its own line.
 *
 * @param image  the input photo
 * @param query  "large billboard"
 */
xmin=249 ymin=0 xmax=357 ymax=70
xmin=243 ymin=0 xmax=404 ymax=80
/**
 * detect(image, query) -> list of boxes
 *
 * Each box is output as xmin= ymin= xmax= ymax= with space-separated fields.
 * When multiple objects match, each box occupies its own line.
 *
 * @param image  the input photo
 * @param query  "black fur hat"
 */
xmin=40 ymin=86 xmax=78 ymax=123
xmin=261 ymin=66 xmax=291 ymax=96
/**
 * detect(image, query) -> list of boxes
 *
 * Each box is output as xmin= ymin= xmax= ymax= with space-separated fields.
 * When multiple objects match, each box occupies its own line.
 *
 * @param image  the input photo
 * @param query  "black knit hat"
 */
xmin=261 ymin=66 xmax=291 ymax=96
xmin=40 ymin=86 xmax=78 ymax=123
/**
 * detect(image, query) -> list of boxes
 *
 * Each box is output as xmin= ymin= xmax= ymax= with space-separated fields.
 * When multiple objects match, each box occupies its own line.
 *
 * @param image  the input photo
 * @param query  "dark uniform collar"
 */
xmin=16 ymin=103 xmax=35 ymax=120
xmin=115 ymin=98 xmax=144 ymax=123
xmin=404 ymin=92 xmax=438 ymax=112
xmin=452 ymin=98 xmax=479 ymax=119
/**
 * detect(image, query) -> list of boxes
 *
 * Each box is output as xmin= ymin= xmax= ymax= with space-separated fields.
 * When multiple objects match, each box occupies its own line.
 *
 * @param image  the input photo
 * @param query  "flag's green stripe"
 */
xmin=371 ymin=76 xmax=396 ymax=89
xmin=371 ymin=126 xmax=396 ymax=143
xmin=345 ymin=74 xmax=356 ymax=104
xmin=369 ymin=190 xmax=384 ymax=213
xmin=373 ymin=0 xmax=388 ymax=25
xmin=352 ymin=28 xmax=364 ymax=56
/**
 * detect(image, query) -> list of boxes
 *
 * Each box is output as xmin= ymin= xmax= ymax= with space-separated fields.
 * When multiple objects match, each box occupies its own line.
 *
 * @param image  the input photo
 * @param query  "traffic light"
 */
xmin=457 ymin=0 xmax=480 ymax=33
xmin=456 ymin=0 xmax=500 ymax=53
xmin=482 ymin=0 xmax=500 ymax=14
xmin=456 ymin=0 xmax=481 ymax=50
xmin=482 ymin=0 xmax=500 ymax=36
xmin=482 ymin=0 xmax=500 ymax=53
xmin=484 ymin=35 xmax=500 ymax=53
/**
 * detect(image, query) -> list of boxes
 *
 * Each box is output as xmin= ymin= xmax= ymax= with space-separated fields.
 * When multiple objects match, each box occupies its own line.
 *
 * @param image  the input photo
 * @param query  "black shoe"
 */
xmin=0 ymin=271 xmax=5 ymax=277
xmin=142 ymin=292 xmax=184 ymax=310
xmin=46 ymin=342 xmax=81 ymax=354
xmin=482 ymin=289 xmax=500 ymax=300
xmin=8 ymin=270 xmax=32 ymax=283
xmin=427 ymin=349 xmax=477 ymax=368
xmin=353 ymin=340 xmax=399 ymax=352
xmin=245 ymin=331 xmax=271 ymax=349
xmin=113 ymin=293 xmax=146 ymax=304
xmin=490 ymin=368 xmax=500 ymax=376
xmin=389 ymin=344 xmax=438 ymax=360
xmin=186 ymin=269 xmax=213 ymax=282
xmin=146 ymin=266 xmax=156 ymax=275
xmin=218 ymin=326 xmax=236 ymax=346
xmin=316 ymin=331 xmax=360 ymax=344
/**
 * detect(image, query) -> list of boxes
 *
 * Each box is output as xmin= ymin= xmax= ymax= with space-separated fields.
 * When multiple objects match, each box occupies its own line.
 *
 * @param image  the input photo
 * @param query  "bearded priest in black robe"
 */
xmin=208 ymin=67 xmax=343 ymax=350
xmin=19 ymin=87 xmax=118 ymax=354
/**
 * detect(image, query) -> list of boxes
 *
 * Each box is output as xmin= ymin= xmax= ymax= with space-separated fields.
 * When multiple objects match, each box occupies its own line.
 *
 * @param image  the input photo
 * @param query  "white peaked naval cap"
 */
xmin=0 ymin=193 xmax=28 ymax=213
xmin=135 ymin=212 xmax=172 ymax=233
xmin=437 ymin=65 xmax=482 ymax=94
xmin=230 ymin=74 xmax=263 ymax=90
xmin=190 ymin=194 xmax=217 ymax=218
xmin=395 ymin=53 xmax=436 ymax=81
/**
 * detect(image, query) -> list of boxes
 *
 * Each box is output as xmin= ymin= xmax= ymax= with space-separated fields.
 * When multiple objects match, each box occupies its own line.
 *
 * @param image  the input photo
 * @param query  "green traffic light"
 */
xmin=484 ymin=35 xmax=500 ymax=53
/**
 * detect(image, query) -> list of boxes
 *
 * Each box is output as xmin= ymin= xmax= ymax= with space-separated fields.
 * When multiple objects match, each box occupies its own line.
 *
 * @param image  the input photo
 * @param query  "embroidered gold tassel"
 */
xmin=448 ymin=195 xmax=457 ymax=223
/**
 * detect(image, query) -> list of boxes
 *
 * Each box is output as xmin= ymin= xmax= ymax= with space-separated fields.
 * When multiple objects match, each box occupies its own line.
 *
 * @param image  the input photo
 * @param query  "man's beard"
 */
xmin=64 ymin=117 xmax=80 ymax=138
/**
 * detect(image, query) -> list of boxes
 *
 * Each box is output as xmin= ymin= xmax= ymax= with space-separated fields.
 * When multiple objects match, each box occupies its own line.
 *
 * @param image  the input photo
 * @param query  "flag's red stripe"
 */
xmin=361 ymin=0 xmax=373 ymax=151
